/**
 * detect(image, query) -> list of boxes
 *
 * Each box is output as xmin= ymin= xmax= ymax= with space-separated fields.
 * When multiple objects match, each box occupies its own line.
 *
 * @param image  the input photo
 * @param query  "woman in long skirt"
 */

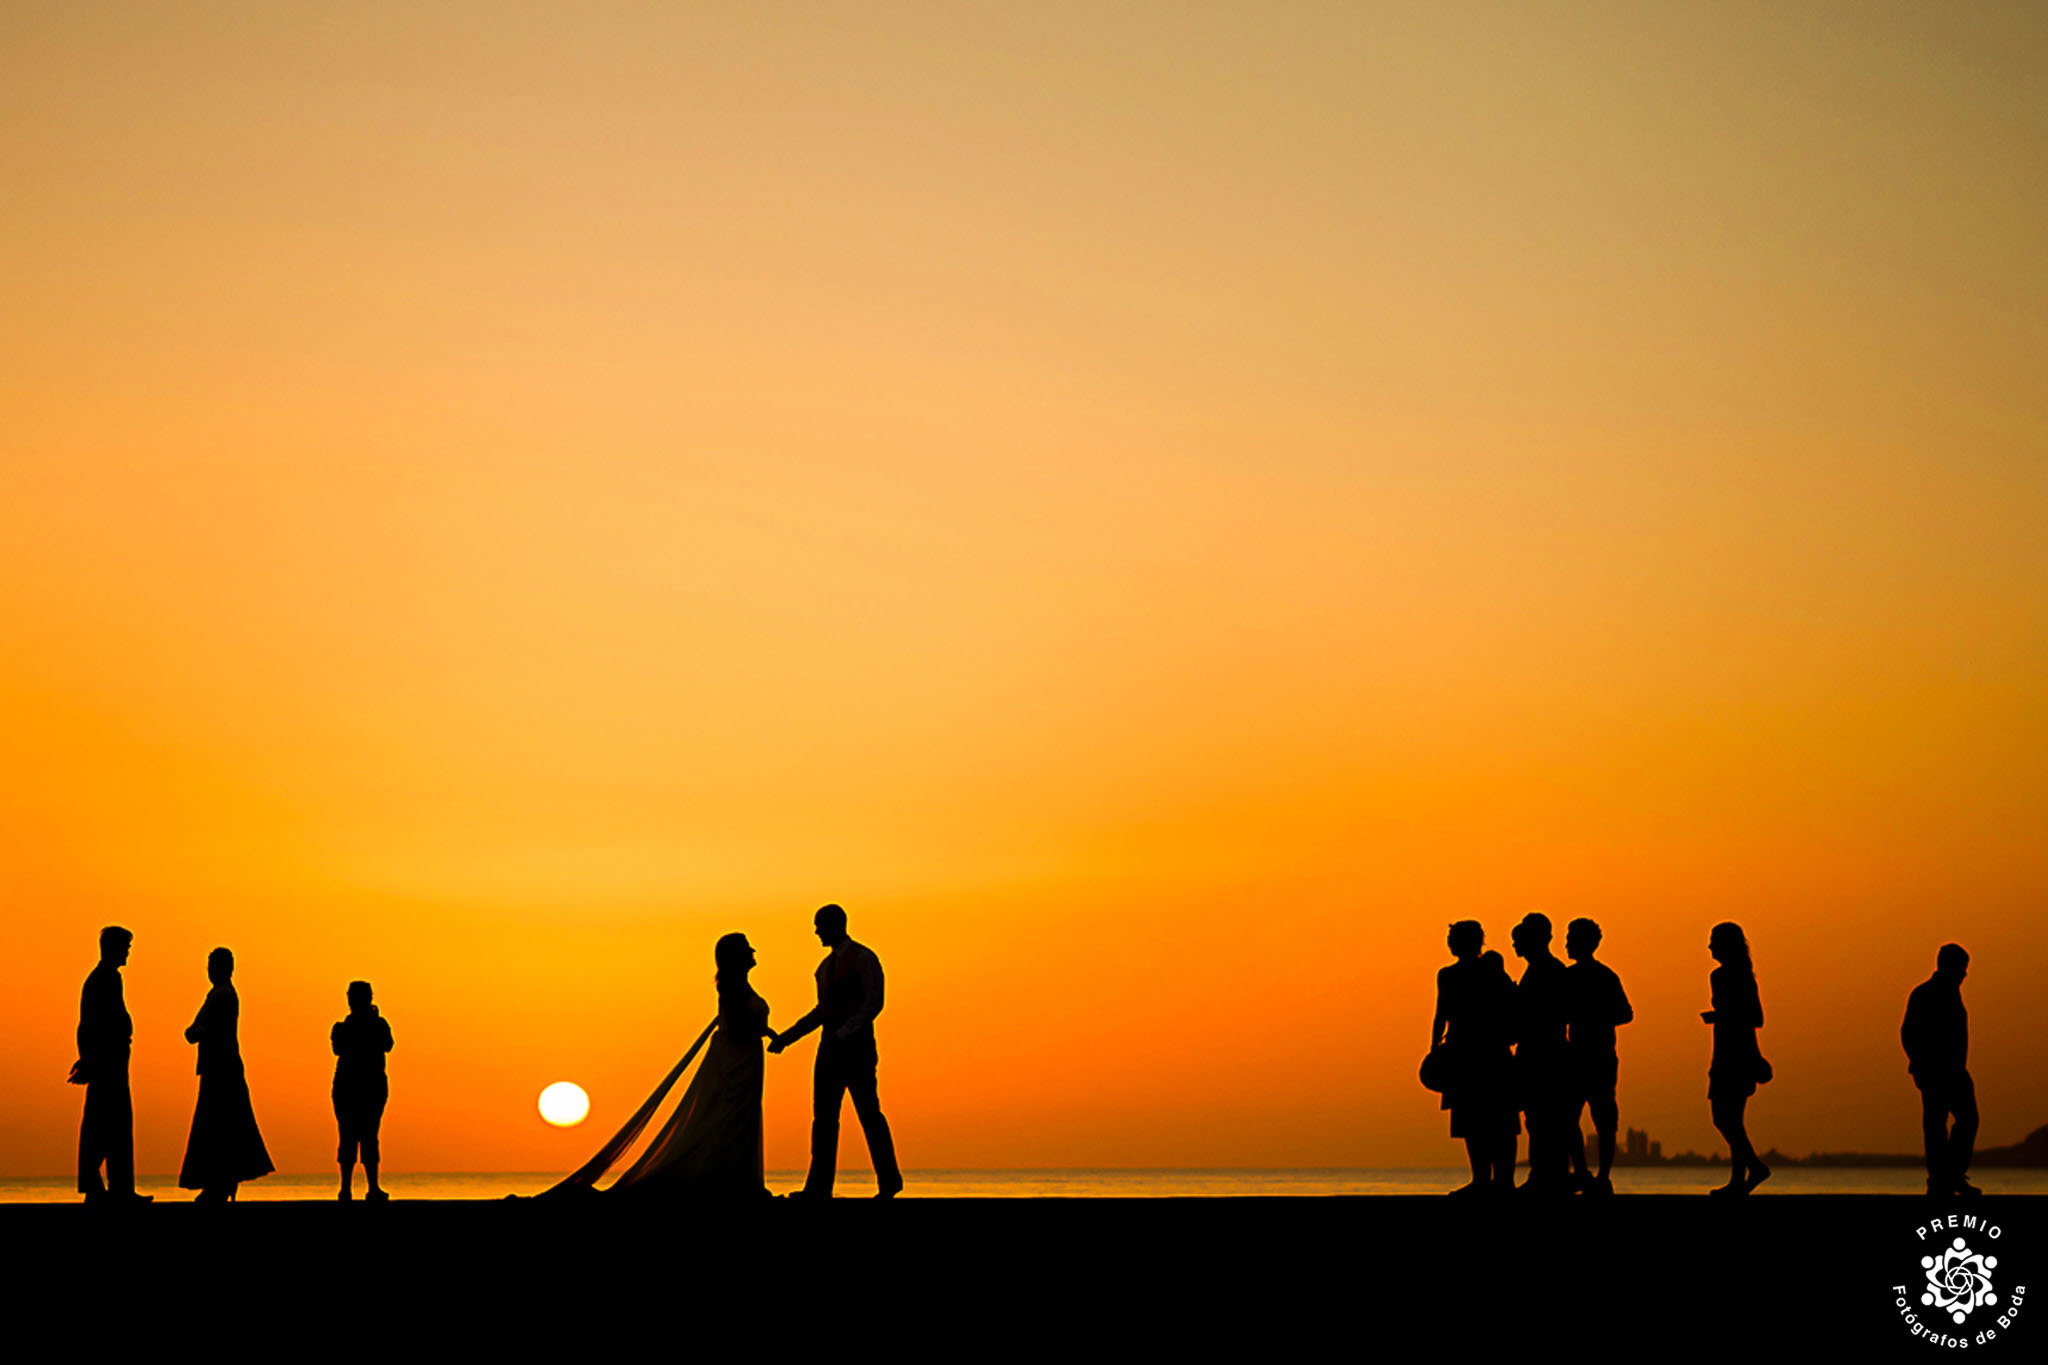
xmin=179 ymin=947 xmax=274 ymax=1204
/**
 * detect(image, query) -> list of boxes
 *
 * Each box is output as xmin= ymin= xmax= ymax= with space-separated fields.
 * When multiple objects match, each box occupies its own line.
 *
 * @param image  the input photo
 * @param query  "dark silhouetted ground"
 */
xmin=4 ymin=1195 xmax=2038 ymax=1354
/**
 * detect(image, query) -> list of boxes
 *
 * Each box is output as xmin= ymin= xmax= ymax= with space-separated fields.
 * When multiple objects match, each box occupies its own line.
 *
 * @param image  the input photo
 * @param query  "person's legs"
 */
xmin=1950 ymin=1073 xmax=1979 ymax=1192
xmin=103 ymin=1073 xmax=135 ymax=1196
xmin=1460 ymin=1136 xmax=1487 ymax=1188
xmin=1592 ymin=1111 xmax=1618 ymax=1180
xmin=1566 ymin=1098 xmax=1590 ymax=1183
xmin=1551 ymin=1098 xmax=1578 ymax=1183
xmin=803 ymin=1053 xmax=848 ymax=1197
xmin=1711 ymin=1092 xmax=1762 ymax=1191
xmin=1720 ymin=1096 xmax=1769 ymax=1186
xmin=1537 ymin=1105 xmax=1563 ymax=1185
xmin=1522 ymin=1097 xmax=1568 ymax=1189
xmin=845 ymin=1061 xmax=901 ymax=1196
xmin=362 ymin=1096 xmax=386 ymax=1198
xmin=79 ymin=1081 xmax=108 ymax=1197
xmin=1528 ymin=1071 xmax=1572 ymax=1187
xmin=1919 ymin=1082 xmax=1951 ymax=1191
xmin=1710 ymin=1093 xmax=1744 ymax=1188
xmin=337 ymin=1096 xmax=356 ymax=1198
xmin=1589 ymin=1063 xmax=1620 ymax=1181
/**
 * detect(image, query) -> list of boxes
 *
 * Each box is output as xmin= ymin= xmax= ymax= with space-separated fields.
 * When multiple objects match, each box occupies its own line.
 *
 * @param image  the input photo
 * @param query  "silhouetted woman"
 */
xmin=1431 ymin=922 xmax=1519 ymax=1196
xmin=178 ymin=947 xmax=274 ymax=1203
xmin=604 ymin=932 xmax=778 ymax=1201
xmin=1703 ymin=922 xmax=1770 ymax=1197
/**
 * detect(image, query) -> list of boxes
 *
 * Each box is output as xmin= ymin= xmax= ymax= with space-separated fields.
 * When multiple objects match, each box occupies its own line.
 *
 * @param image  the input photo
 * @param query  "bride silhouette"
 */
xmin=541 ymin=933 xmax=778 ymax=1202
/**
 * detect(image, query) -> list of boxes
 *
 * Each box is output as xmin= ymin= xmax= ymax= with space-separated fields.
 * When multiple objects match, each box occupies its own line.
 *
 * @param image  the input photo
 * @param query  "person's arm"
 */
xmin=381 ymin=1017 xmax=394 ymax=1052
xmin=76 ymin=978 xmax=95 ymax=1061
xmin=332 ymin=1022 xmax=345 ymax=1057
xmin=185 ymin=988 xmax=219 ymax=1045
xmin=836 ymin=950 xmax=884 ymax=1041
xmin=71 ymin=979 xmax=96 ymax=1083
xmin=1613 ymin=977 xmax=1634 ymax=1027
xmin=772 ymin=999 xmax=822 ymax=1052
xmin=1431 ymin=968 xmax=1453 ymax=1050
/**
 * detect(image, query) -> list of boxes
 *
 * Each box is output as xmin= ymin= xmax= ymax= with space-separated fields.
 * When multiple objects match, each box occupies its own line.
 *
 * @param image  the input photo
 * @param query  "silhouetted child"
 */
xmin=332 ymin=981 xmax=394 ymax=1203
xmin=1564 ymin=917 xmax=1633 ymax=1196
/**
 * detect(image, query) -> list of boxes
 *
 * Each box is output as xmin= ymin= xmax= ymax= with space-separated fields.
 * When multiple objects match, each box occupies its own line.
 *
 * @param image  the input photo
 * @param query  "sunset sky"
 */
xmin=4 ymin=3 xmax=2045 ymax=1178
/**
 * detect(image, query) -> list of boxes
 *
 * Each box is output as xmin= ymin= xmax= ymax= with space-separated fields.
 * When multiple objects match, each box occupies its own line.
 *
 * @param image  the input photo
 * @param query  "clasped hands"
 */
xmin=765 ymin=1024 xmax=857 ymax=1056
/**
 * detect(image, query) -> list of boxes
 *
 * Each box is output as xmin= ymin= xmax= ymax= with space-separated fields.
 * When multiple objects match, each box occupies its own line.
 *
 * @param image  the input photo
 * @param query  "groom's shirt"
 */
xmin=78 ymin=962 xmax=132 ymax=1070
xmin=789 ymin=939 xmax=885 ymax=1048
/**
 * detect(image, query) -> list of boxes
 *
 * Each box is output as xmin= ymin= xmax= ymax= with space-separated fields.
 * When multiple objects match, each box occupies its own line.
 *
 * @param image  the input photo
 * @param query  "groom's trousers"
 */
xmin=805 ymin=1038 xmax=902 ymax=1197
xmin=78 ymin=1063 xmax=136 ymax=1196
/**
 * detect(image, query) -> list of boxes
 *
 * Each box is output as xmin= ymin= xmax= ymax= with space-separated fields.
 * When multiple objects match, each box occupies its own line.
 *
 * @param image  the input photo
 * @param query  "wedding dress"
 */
xmin=541 ymin=984 xmax=771 ymax=1201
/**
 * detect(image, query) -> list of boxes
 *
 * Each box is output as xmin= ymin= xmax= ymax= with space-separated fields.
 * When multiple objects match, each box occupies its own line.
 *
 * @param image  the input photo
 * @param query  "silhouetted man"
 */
xmin=1902 ymin=943 xmax=1978 ymax=1198
xmin=71 ymin=926 xmax=150 ymax=1205
xmin=769 ymin=904 xmax=903 ymax=1199
xmin=333 ymin=980 xmax=395 ymax=1203
xmin=1564 ymin=917 xmax=1633 ymax=1196
xmin=1511 ymin=913 xmax=1572 ymax=1194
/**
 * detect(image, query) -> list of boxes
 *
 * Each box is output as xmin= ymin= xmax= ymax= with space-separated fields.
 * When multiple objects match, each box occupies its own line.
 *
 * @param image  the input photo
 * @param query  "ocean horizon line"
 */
xmin=9 ymin=1167 xmax=2048 ymax=1204
xmin=6 ymin=1164 xmax=1492 ymax=1180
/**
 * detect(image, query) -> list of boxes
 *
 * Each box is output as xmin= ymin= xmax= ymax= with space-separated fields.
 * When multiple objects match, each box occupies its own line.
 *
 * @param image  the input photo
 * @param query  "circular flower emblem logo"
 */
xmin=1922 ymin=1237 xmax=1999 ymax=1325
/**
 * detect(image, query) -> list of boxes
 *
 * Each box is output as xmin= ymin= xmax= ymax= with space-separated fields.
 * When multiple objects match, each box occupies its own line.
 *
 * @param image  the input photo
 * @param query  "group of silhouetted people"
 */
xmin=72 ymin=906 xmax=901 ymax=1208
xmin=68 ymin=911 xmax=1981 ymax=1206
xmin=1428 ymin=918 xmax=1982 ymax=1199
xmin=71 ymin=926 xmax=393 ymax=1205
xmin=1429 ymin=913 xmax=1637 ymax=1197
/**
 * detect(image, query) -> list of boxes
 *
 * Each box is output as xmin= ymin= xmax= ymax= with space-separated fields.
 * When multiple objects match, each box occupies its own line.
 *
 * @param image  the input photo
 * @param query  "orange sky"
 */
xmin=4 ymin=3 xmax=2046 ymax=1176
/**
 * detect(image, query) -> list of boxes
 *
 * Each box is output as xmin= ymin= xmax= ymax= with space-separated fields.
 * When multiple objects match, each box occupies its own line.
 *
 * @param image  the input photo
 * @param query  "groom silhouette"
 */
xmin=72 ymin=925 xmax=149 ymax=1205
xmin=769 ymin=904 xmax=903 ymax=1199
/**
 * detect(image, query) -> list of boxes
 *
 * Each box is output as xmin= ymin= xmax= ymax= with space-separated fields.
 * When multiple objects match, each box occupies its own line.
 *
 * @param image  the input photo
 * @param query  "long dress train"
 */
xmin=541 ymin=984 xmax=772 ymax=1202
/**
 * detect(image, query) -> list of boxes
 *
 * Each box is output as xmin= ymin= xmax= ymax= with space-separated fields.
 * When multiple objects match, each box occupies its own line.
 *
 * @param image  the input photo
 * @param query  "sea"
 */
xmin=4 ymin=1167 xmax=2047 ymax=1203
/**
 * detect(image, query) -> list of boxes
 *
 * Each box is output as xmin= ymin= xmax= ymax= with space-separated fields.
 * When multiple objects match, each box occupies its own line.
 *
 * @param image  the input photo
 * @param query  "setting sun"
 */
xmin=538 ymin=1083 xmax=589 ymax=1129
